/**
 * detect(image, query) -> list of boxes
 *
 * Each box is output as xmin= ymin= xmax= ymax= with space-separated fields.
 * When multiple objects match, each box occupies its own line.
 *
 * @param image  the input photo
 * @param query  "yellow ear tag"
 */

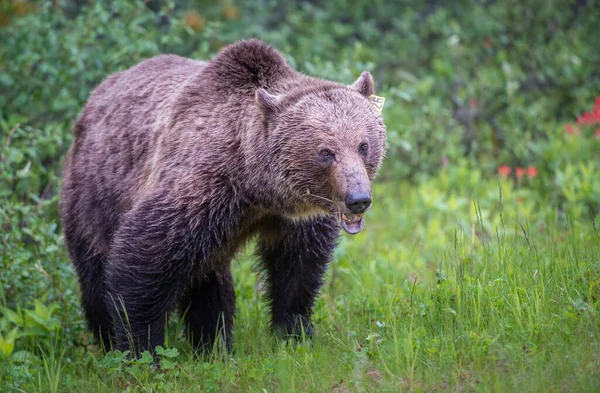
xmin=368 ymin=94 xmax=385 ymax=114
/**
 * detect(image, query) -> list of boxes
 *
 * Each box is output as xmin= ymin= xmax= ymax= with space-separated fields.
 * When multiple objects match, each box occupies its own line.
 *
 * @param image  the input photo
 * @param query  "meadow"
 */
xmin=1 ymin=1 xmax=599 ymax=392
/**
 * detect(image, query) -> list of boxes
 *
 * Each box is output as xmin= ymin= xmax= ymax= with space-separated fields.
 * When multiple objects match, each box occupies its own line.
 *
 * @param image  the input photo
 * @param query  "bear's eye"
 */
xmin=319 ymin=149 xmax=333 ymax=158
xmin=359 ymin=143 xmax=369 ymax=155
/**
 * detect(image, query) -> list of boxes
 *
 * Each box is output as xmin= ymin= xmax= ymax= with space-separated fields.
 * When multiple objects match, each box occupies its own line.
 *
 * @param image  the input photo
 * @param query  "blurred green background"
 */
xmin=1 ymin=1 xmax=599 ymax=391
xmin=2 ymin=0 xmax=599 ymax=193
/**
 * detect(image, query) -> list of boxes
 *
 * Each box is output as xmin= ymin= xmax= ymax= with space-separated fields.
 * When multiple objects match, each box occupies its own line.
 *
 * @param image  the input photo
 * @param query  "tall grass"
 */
xmin=2 ymin=181 xmax=599 ymax=392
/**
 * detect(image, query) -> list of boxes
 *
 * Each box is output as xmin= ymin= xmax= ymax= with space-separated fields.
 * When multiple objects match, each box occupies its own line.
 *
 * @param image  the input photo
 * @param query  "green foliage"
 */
xmin=0 ymin=0 xmax=599 ymax=391
xmin=95 ymin=346 xmax=181 ymax=391
xmin=194 ymin=0 xmax=600 ymax=178
xmin=1 ymin=0 xmax=197 ymax=128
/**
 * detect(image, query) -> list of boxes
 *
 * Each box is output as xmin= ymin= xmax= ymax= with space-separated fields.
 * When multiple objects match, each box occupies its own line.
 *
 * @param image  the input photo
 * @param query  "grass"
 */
xmin=1 ymin=179 xmax=599 ymax=393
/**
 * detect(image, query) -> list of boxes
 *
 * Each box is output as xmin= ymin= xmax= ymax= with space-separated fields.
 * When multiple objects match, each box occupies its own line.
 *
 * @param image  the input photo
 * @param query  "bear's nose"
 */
xmin=345 ymin=192 xmax=372 ymax=214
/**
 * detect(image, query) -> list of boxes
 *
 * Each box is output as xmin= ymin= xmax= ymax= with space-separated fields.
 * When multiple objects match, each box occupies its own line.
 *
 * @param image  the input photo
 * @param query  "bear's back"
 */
xmin=78 ymin=54 xmax=205 ymax=140
xmin=62 ymin=55 xmax=206 ymax=252
xmin=71 ymin=54 xmax=205 ymax=181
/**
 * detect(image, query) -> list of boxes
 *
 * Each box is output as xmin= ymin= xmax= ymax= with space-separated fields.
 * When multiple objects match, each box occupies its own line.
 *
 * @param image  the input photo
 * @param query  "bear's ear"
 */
xmin=255 ymin=88 xmax=280 ymax=113
xmin=349 ymin=71 xmax=375 ymax=98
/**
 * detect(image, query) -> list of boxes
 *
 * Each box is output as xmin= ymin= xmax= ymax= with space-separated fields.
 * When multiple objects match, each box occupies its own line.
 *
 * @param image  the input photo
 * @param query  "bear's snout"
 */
xmin=345 ymin=192 xmax=371 ymax=214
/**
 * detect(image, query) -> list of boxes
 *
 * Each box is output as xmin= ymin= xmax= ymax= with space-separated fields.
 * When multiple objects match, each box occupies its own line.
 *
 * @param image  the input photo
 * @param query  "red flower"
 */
xmin=565 ymin=124 xmax=576 ymax=134
xmin=574 ymin=98 xmax=600 ymax=125
xmin=498 ymin=165 xmax=511 ymax=177
xmin=470 ymin=99 xmax=478 ymax=110
xmin=527 ymin=167 xmax=538 ymax=177
xmin=577 ymin=110 xmax=600 ymax=125
xmin=516 ymin=167 xmax=525 ymax=178
xmin=595 ymin=129 xmax=600 ymax=139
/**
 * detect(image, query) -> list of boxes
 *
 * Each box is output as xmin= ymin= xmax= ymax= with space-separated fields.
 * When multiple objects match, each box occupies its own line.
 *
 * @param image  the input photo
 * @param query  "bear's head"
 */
xmin=256 ymin=72 xmax=387 ymax=234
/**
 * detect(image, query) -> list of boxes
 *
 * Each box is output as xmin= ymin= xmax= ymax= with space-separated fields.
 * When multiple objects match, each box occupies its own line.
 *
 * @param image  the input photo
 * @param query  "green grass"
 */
xmin=2 ymin=179 xmax=599 ymax=393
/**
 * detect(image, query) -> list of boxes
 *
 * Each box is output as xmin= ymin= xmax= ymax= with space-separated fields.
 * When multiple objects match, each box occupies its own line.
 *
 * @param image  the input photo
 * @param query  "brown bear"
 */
xmin=60 ymin=39 xmax=387 ymax=355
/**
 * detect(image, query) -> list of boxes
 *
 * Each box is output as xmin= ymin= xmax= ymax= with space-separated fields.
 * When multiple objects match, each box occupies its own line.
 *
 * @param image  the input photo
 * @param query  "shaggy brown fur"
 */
xmin=60 ymin=39 xmax=387 ymax=355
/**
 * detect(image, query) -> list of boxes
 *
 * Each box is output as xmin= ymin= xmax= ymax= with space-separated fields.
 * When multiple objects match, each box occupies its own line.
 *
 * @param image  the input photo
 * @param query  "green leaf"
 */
xmin=1 ymin=308 xmax=24 ymax=326
xmin=0 ymin=327 xmax=18 ymax=358
xmin=11 ymin=350 xmax=40 ymax=365
xmin=159 ymin=358 xmax=176 ymax=370
xmin=138 ymin=350 xmax=155 ymax=365
xmin=160 ymin=348 xmax=179 ymax=359
xmin=34 ymin=300 xmax=50 ymax=322
xmin=24 ymin=309 xmax=48 ymax=327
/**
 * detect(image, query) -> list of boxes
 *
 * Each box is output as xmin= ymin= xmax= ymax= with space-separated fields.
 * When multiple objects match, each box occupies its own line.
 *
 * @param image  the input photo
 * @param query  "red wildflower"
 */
xmin=498 ymin=165 xmax=511 ymax=177
xmin=577 ymin=110 xmax=600 ymax=125
xmin=565 ymin=124 xmax=576 ymax=134
xmin=595 ymin=129 xmax=600 ymax=139
xmin=470 ymin=99 xmax=478 ymax=110
xmin=527 ymin=167 xmax=538 ymax=177
xmin=574 ymin=98 xmax=600 ymax=125
xmin=516 ymin=167 xmax=525 ymax=178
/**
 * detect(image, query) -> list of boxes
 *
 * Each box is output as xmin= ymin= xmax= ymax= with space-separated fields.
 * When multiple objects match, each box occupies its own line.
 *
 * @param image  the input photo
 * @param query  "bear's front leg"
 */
xmin=104 ymin=190 xmax=215 ymax=355
xmin=105 ymin=254 xmax=184 ymax=355
xmin=258 ymin=215 xmax=340 ymax=338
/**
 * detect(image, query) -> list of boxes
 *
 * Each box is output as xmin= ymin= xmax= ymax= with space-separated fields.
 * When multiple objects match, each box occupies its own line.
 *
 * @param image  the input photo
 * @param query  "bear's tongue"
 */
xmin=341 ymin=213 xmax=365 ymax=235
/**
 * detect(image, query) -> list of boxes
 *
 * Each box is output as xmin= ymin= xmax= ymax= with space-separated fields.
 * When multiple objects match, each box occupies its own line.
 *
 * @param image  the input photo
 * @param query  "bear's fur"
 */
xmin=60 ymin=39 xmax=386 ymax=354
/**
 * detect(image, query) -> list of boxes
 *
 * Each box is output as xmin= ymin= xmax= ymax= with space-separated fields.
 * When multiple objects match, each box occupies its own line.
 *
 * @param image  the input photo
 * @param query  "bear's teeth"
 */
xmin=342 ymin=213 xmax=364 ymax=223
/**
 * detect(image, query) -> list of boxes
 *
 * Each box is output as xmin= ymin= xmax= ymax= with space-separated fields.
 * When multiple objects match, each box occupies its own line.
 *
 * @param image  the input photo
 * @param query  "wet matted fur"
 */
xmin=60 ymin=39 xmax=387 ymax=354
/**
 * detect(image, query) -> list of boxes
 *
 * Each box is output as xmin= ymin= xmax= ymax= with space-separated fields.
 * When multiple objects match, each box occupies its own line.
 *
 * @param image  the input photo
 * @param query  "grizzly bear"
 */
xmin=60 ymin=39 xmax=387 ymax=355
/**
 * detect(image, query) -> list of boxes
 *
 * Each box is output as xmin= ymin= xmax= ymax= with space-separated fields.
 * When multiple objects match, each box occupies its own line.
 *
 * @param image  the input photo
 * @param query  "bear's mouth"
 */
xmin=340 ymin=211 xmax=365 ymax=235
